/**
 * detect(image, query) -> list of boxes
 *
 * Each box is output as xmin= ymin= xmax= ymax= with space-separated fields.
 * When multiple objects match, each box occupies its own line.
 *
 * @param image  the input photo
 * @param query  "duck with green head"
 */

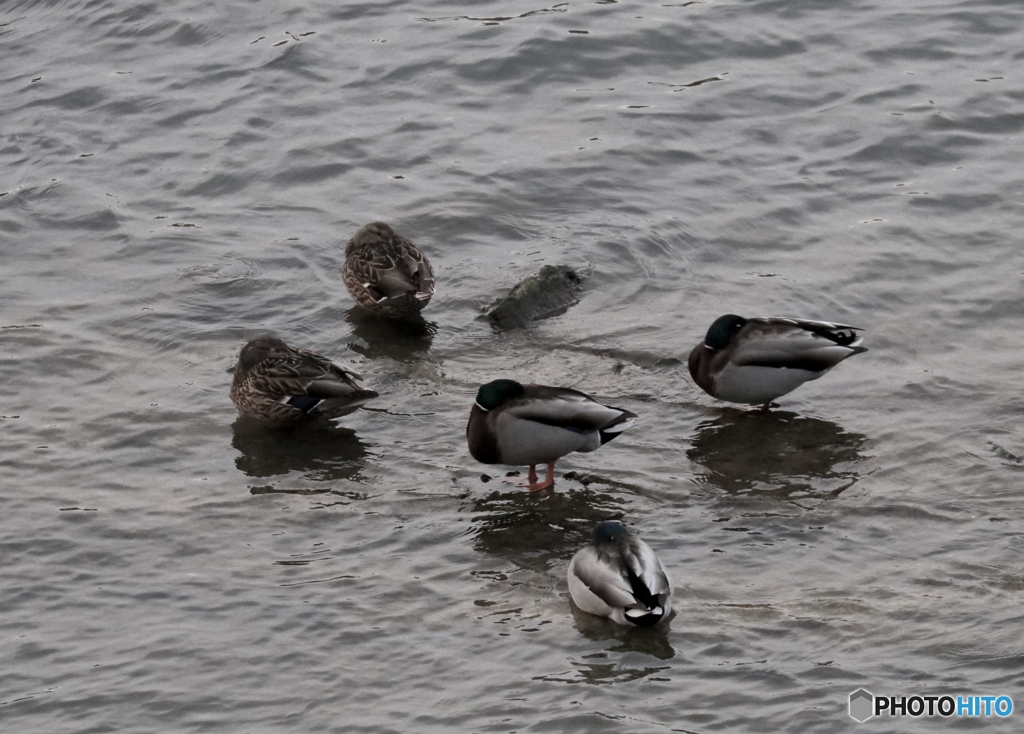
xmin=568 ymin=521 xmax=673 ymax=627
xmin=688 ymin=315 xmax=867 ymax=406
xmin=466 ymin=379 xmax=636 ymax=491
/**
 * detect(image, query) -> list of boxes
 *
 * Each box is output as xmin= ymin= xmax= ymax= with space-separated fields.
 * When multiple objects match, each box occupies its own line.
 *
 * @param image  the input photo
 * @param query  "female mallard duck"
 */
xmin=342 ymin=222 xmax=434 ymax=316
xmin=568 ymin=521 xmax=672 ymax=627
xmin=688 ymin=314 xmax=867 ymax=405
xmin=230 ymin=336 xmax=378 ymax=425
xmin=466 ymin=379 xmax=636 ymax=491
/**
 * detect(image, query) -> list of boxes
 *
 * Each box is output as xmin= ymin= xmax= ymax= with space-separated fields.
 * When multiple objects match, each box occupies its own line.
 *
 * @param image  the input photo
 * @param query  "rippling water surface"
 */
xmin=2 ymin=0 xmax=1023 ymax=731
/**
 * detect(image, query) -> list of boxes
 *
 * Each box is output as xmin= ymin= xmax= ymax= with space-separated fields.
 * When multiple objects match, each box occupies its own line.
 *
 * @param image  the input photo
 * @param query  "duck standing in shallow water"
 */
xmin=230 ymin=336 xmax=378 ymax=425
xmin=568 ymin=521 xmax=672 ymax=627
xmin=342 ymin=222 xmax=434 ymax=317
xmin=688 ymin=314 xmax=867 ymax=406
xmin=466 ymin=379 xmax=636 ymax=492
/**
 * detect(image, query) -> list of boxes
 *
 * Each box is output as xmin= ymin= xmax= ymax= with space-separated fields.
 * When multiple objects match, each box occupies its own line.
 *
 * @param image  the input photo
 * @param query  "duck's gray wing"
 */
xmin=571 ymin=546 xmax=638 ymax=609
xmin=506 ymin=386 xmax=636 ymax=433
xmin=622 ymin=537 xmax=672 ymax=599
xmin=731 ymin=318 xmax=866 ymax=371
xmin=763 ymin=317 xmax=862 ymax=333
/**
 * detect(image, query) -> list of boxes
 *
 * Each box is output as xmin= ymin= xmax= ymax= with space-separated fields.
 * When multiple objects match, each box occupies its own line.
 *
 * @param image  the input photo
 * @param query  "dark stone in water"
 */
xmin=486 ymin=265 xmax=583 ymax=329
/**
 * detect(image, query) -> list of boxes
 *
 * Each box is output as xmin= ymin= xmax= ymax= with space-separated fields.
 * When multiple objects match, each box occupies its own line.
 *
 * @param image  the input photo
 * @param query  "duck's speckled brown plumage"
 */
xmin=230 ymin=336 xmax=378 ymax=425
xmin=342 ymin=222 xmax=434 ymax=317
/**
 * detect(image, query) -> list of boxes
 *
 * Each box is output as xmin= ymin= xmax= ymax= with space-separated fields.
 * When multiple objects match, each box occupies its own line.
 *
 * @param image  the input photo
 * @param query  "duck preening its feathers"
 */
xmin=466 ymin=379 xmax=636 ymax=491
xmin=230 ymin=336 xmax=378 ymax=425
xmin=689 ymin=315 xmax=866 ymax=405
xmin=568 ymin=521 xmax=673 ymax=627
xmin=342 ymin=222 xmax=434 ymax=317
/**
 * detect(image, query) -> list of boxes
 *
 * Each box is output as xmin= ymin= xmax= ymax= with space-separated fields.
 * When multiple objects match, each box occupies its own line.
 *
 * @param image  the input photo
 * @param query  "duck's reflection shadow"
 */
xmin=466 ymin=485 xmax=626 ymax=574
xmin=344 ymin=308 xmax=435 ymax=361
xmin=687 ymin=409 xmax=868 ymax=502
xmin=231 ymin=415 xmax=371 ymax=489
xmin=569 ymin=604 xmax=676 ymax=661
xmin=467 ymin=485 xmax=678 ymax=661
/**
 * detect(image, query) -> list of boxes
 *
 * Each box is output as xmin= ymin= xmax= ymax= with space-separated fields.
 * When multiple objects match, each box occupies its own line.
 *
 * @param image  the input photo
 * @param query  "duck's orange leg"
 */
xmin=525 ymin=462 xmax=556 ymax=492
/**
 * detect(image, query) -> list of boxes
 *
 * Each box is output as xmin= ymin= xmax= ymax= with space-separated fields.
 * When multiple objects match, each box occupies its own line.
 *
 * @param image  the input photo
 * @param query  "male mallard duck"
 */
xmin=230 ymin=336 xmax=378 ymax=425
xmin=688 ymin=314 xmax=867 ymax=405
xmin=466 ymin=379 xmax=636 ymax=491
xmin=342 ymin=222 xmax=434 ymax=316
xmin=568 ymin=521 xmax=672 ymax=627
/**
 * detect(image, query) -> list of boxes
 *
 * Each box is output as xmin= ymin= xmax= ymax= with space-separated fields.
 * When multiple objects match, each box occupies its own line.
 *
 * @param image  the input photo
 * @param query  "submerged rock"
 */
xmin=486 ymin=265 xmax=584 ymax=329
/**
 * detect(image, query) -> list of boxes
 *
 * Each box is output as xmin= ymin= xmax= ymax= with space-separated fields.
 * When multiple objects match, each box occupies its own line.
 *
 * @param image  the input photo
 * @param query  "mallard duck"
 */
xmin=342 ymin=222 xmax=434 ymax=316
xmin=568 ymin=521 xmax=672 ymax=627
xmin=230 ymin=336 xmax=378 ymax=425
xmin=466 ymin=379 xmax=636 ymax=491
xmin=688 ymin=314 xmax=867 ymax=405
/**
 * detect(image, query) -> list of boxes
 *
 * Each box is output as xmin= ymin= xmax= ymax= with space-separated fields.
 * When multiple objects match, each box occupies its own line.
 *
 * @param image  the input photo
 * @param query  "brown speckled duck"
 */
xmin=230 ymin=336 xmax=378 ymax=425
xmin=688 ymin=315 xmax=867 ymax=406
xmin=342 ymin=222 xmax=434 ymax=316
xmin=466 ymin=379 xmax=636 ymax=491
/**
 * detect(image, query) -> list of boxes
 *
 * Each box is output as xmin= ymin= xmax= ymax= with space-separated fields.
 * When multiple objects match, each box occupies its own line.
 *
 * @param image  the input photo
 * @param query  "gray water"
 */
xmin=2 ymin=0 xmax=1023 ymax=732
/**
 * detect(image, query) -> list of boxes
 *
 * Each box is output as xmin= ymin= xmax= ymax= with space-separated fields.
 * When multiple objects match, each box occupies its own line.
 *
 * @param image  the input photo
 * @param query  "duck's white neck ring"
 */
xmin=474 ymin=402 xmax=489 ymax=412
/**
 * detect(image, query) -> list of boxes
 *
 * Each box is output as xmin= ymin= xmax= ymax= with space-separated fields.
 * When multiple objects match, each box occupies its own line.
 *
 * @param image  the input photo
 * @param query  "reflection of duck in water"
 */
xmin=466 ymin=380 xmax=636 ymax=491
xmin=342 ymin=222 xmax=434 ymax=317
xmin=344 ymin=308 xmax=435 ymax=362
xmin=231 ymin=416 xmax=369 ymax=482
xmin=466 ymin=486 xmax=626 ymax=572
xmin=689 ymin=315 xmax=866 ymax=406
xmin=568 ymin=521 xmax=672 ymax=627
xmin=687 ymin=410 xmax=867 ymax=500
xmin=230 ymin=336 xmax=377 ymax=426
xmin=567 ymin=605 xmax=676 ymax=660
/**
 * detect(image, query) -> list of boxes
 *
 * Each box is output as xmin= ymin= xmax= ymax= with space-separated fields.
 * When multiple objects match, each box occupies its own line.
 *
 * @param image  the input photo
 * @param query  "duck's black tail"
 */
xmin=598 ymin=409 xmax=637 ymax=445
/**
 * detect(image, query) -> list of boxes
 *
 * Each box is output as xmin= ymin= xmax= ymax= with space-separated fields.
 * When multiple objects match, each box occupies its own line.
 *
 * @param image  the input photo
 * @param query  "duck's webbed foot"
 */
xmin=524 ymin=462 xmax=556 ymax=492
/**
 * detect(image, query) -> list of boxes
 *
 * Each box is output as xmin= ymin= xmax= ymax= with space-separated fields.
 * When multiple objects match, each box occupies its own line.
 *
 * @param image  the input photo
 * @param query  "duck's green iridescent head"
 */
xmin=593 ymin=520 xmax=630 ymax=544
xmin=705 ymin=314 xmax=747 ymax=350
xmin=475 ymin=379 xmax=524 ymax=410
